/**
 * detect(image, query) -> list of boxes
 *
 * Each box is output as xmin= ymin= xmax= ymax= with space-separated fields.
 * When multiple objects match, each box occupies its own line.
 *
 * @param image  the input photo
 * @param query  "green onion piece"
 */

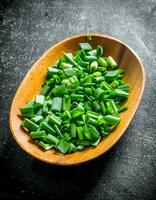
xmin=30 ymin=131 xmax=46 ymax=139
xmin=64 ymin=53 xmax=83 ymax=70
xmin=92 ymin=71 xmax=102 ymax=77
xmin=46 ymin=134 xmax=59 ymax=144
xmin=97 ymin=67 xmax=106 ymax=72
xmin=105 ymin=70 xmax=118 ymax=82
xmin=85 ymin=56 xmax=97 ymax=62
xmin=40 ymin=121 xmax=56 ymax=134
xmin=40 ymin=85 xmax=50 ymax=96
xmin=63 ymin=68 xmax=75 ymax=77
xmin=35 ymin=95 xmax=45 ymax=107
xmin=98 ymin=57 xmax=108 ymax=67
xmin=68 ymin=143 xmax=76 ymax=153
xmin=54 ymin=124 xmax=63 ymax=138
xmin=94 ymin=88 xmax=105 ymax=99
xmin=46 ymin=78 xmax=55 ymax=87
xmin=84 ymin=125 xmax=100 ymax=142
xmin=79 ymin=43 xmax=93 ymax=51
xmin=74 ymin=53 xmax=82 ymax=62
xmin=61 ymin=62 xmax=73 ymax=69
xmin=106 ymin=100 xmax=118 ymax=115
xmin=35 ymin=107 xmax=43 ymax=116
xmin=84 ymin=88 xmax=93 ymax=95
xmin=70 ymin=123 xmax=77 ymax=138
xmin=76 ymin=140 xmax=90 ymax=146
xmin=94 ymin=76 xmax=105 ymax=83
xmin=48 ymin=113 xmax=62 ymax=126
xmin=88 ymin=49 xmax=97 ymax=56
xmin=77 ymin=145 xmax=85 ymax=151
xmin=51 ymin=97 xmax=62 ymax=112
xmin=71 ymin=105 xmax=85 ymax=118
xmin=81 ymin=75 xmax=92 ymax=84
xmin=90 ymin=136 xmax=101 ymax=146
xmin=96 ymin=45 xmax=103 ymax=57
xmin=76 ymin=127 xmax=84 ymax=140
xmin=88 ymin=117 xmax=99 ymax=126
xmin=83 ymin=83 xmax=96 ymax=87
xmin=87 ymin=111 xmax=99 ymax=119
xmin=62 ymin=95 xmax=71 ymax=111
xmin=77 ymin=50 xmax=86 ymax=61
xmin=100 ymin=101 xmax=106 ymax=115
xmin=78 ymin=60 xmax=89 ymax=68
xmin=103 ymin=115 xmax=120 ymax=125
xmin=114 ymin=89 xmax=129 ymax=98
xmin=90 ymin=61 xmax=98 ymax=73
xmin=55 ymin=140 xmax=71 ymax=154
xmin=107 ymin=56 xmax=117 ymax=69
xmin=21 ymin=118 xmax=39 ymax=131
xmin=93 ymin=101 xmax=101 ymax=112
xmin=71 ymin=94 xmax=84 ymax=102
xmin=52 ymin=84 xmax=67 ymax=96
xmin=118 ymin=84 xmax=131 ymax=92
xmin=43 ymin=101 xmax=49 ymax=113
xmin=20 ymin=105 xmax=34 ymax=118
xmin=63 ymin=133 xmax=71 ymax=141
xmin=110 ymin=80 xmax=119 ymax=88
xmin=31 ymin=115 xmax=43 ymax=123
xmin=118 ymin=104 xmax=129 ymax=113
xmin=100 ymin=81 xmax=113 ymax=92
xmin=39 ymin=141 xmax=54 ymax=150
xmin=47 ymin=67 xmax=60 ymax=78
xmin=65 ymin=110 xmax=72 ymax=119
xmin=53 ymin=74 xmax=61 ymax=83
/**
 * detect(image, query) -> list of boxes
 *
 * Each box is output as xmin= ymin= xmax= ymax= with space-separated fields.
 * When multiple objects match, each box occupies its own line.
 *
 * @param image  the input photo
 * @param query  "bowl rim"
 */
xmin=10 ymin=33 xmax=145 ymax=165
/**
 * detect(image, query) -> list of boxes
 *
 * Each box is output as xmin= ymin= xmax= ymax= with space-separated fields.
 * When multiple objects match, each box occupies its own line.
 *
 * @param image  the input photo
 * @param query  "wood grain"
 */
xmin=10 ymin=34 xmax=145 ymax=165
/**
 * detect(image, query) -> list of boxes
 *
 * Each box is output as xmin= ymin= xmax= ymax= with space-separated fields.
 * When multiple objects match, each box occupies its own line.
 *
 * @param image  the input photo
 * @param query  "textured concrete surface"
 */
xmin=0 ymin=0 xmax=156 ymax=199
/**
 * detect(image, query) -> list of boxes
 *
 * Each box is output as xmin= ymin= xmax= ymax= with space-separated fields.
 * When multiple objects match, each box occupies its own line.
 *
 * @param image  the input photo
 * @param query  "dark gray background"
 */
xmin=0 ymin=0 xmax=156 ymax=199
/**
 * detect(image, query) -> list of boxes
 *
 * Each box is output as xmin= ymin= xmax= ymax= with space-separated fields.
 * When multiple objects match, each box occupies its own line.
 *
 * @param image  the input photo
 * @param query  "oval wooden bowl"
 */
xmin=10 ymin=34 xmax=145 ymax=165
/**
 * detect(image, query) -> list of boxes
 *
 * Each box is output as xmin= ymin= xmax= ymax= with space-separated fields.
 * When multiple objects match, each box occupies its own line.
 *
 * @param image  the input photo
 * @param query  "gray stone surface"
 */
xmin=0 ymin=0 xmax=156 ymax=199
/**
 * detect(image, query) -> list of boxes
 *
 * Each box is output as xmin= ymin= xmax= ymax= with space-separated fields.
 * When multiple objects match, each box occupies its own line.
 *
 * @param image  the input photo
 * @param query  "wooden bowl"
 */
xmin=10 ymin=34 xmax=145 ymax=165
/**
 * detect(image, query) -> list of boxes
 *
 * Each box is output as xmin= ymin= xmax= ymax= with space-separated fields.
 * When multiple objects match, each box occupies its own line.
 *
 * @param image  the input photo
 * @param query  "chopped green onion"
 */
xmin=20 ymin=42 xmax=130 ymax=154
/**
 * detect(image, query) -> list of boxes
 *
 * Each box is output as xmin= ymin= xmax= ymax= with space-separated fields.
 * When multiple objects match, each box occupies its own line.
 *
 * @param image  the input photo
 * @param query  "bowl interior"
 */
xmin=10 ymin=34 xmax=145 ymax=165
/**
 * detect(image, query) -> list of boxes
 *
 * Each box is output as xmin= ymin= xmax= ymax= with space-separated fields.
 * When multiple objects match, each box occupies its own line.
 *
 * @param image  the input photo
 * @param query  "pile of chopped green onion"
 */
xmin=20 ymin=42 xmax=130 ymax=154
